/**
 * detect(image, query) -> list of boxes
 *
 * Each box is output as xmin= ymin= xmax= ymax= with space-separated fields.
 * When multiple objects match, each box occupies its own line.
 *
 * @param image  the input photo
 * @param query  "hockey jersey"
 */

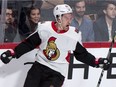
xmin=35 ymin=21 xmax=82 ymax=76
xmin=14 ymin=21 xmax=96 ymax=77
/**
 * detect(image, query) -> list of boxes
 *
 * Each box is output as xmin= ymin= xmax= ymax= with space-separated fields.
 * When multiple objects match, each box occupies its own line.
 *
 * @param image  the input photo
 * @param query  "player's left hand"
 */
xmin=95 ymin=58 xmax=111 ymax=70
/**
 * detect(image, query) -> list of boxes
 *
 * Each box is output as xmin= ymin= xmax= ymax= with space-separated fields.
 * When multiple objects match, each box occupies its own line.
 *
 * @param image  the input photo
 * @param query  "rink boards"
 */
xmin=0 ymin=43 xmax=116 ymax=87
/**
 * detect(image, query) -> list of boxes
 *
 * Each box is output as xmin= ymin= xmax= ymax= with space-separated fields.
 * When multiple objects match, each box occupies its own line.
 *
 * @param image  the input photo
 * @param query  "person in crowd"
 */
xmin=0 ymin=4 xmax=111 ymax=87
xmin=18 ymin=6 xmax=41 ymax=40
xmin=40 ymin=0 xmax=64 ymax=21
xmin=70 ymin=0 xmax=94 ymax=42
xmin=4 ymin=7 xmax=17 ymax=42
xmin=93 ymin=1 xmax=116 ymax=41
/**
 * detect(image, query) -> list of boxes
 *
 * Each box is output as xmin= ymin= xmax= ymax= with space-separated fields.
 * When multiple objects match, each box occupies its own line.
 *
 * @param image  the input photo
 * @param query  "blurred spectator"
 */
xmin=65 ymin=0 xmax=97 ymax=21
xmin=41 ymin=0 xmax=64 ymax=9
xmin=40 ymin=0 xmax=64 ymax=21
xmin=4 ymin=7 xmax=17 ymax=42
xmin=93 ymin=1 xmax=116 ymax=41
xmin=70 ymin=0 xmax=94 ymax=42
xmin=18 ymin=6 xmax=41 ymax=40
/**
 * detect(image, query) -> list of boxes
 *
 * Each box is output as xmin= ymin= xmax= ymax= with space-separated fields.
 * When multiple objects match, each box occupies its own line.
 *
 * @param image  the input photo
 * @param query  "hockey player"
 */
xmin=0 ymin=4 xmax=111 ymax=87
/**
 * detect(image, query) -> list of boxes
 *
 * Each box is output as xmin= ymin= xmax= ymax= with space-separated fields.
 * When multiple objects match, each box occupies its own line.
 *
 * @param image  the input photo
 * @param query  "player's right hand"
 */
xmin=0 ymin=49 xmax=15 ymax=64
xmin=95 ymin=58 xmax=111 ymax=70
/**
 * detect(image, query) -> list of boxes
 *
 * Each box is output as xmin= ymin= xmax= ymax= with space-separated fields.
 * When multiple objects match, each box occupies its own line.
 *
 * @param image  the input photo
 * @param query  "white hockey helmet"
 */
xmin=53 ymin=4 xmax=73 ymax=20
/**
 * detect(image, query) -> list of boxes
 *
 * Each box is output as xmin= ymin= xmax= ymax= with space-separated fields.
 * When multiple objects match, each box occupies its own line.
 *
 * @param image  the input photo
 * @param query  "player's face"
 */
xmin=61 ymin=13 xmax=73 ymax=30
xmin=104 ymin=4 xmax=116 ymax=19
xmin=30 ymin=9 xmax=40 ymax=23
xmin=74 ymin=1 xmax=86 ymax=18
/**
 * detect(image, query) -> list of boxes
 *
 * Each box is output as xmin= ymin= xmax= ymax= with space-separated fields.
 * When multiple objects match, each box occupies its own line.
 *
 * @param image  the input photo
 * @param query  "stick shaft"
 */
xmin=96 ymin=70 xmax=104 ymax=87
xmin=96 ymin=35 xmax=115 ymax=87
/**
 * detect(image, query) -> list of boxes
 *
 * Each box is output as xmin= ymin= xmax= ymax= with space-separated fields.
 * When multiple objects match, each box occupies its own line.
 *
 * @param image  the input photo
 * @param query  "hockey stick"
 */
xmin=96 ymin=32 xmax=116 ymax=87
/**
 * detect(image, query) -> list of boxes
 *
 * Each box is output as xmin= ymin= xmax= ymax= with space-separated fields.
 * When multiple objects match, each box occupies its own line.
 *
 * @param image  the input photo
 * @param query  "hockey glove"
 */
xmin=0 ymin=49 xmax=15 ymax=64
xmin=95 ymin=58 xmax=111 ymax=70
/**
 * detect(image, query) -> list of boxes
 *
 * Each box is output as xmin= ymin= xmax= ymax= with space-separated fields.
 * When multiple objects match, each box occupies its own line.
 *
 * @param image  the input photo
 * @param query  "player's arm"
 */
xmin=14 ymin=31 xmax=41 ymax=58
xmin=73 ymin=42 xmax=111 ymax=70
xmin=0 ymin=31 xmax=41 ymax=64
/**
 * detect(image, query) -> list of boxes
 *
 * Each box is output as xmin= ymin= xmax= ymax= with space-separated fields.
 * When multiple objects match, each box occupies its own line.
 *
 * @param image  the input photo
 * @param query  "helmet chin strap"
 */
xmin=56 ymin=15 xmax=64 ymax=30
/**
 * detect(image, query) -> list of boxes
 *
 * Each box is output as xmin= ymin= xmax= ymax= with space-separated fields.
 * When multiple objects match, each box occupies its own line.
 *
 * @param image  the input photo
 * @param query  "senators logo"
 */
xmin=43 ymin=37 xmax=60 ymax=61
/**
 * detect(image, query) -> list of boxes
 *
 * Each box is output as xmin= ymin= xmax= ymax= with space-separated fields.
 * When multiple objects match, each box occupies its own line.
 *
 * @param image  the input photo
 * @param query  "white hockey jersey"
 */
xmin=35 ymin=21 xmax=82 ymax=77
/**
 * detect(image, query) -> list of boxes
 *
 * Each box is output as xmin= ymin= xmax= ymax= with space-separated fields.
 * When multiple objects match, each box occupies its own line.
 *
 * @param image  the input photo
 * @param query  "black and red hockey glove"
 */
xmin=0 ymin=49 xmax=15 ymax=64
xmin=95 ymin=58 xmax=111 ymax=70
